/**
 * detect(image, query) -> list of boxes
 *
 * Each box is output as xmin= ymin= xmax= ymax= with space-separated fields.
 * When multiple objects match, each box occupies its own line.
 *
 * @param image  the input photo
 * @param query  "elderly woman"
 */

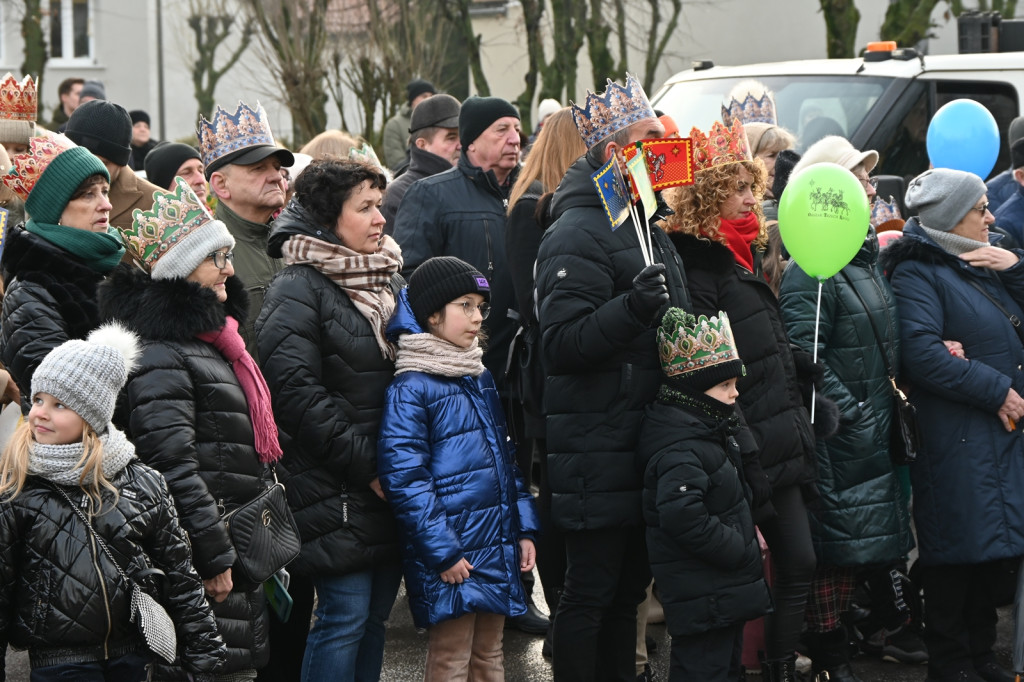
xmin=779 ymin=137 xmax=916 ymax=682
xmin=744 ymin=123 xmax=795 ymax=200
xmin=100 ymin=179 xmax=277 ymax=680
xmin=256 ymin=159 xmax=403 ymax=682
xmin=0 ymin=132 xmax=123 ymax=407
xmin=663 ymin=120 xmax=818 ymax=682
xmin=880 ymin=168 xmax=1024 ymax=682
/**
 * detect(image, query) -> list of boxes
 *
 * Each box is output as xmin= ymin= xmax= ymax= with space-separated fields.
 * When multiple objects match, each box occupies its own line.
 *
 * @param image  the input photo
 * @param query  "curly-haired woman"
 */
xmin=256 ymin=159 xmax=403 ymax=682
xmin=662 ymin=120 xmax=819 ymax=682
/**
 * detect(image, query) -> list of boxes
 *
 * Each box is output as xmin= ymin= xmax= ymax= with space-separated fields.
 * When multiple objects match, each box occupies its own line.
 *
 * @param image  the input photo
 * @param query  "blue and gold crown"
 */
xmin=571 ymin=73 xmax=656 ymax=149
xmin=871 ymin=195 xmax=904 ymax=232
xmin=721 ymin=80 xmax=777 ymax=127
xmin=197 ymin=100 xmax=277 ymax=171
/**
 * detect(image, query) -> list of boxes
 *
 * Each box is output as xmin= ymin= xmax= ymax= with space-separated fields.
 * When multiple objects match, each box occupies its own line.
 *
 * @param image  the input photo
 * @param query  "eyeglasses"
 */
xmin=855 ymin=174 xmax=878 ymax=190
xmin=971 ymin=202 xmax=990 ymax=215
xmin=455 ymin=300 xmax=490 ymax=320
xmin=207 ymin=251 xmax=234 ymax=269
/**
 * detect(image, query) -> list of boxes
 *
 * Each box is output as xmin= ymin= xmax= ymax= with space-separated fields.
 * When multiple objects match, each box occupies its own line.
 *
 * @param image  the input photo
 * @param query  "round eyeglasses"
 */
xmin=207 ymin=251 xmax=235 ymax=269
xmin=456 ymin=300 xmax=491 ymax=320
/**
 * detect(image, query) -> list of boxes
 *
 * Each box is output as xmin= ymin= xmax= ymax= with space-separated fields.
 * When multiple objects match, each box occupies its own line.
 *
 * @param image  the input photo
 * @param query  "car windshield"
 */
xmin=652 ymin=75 xmax=893 ymax=149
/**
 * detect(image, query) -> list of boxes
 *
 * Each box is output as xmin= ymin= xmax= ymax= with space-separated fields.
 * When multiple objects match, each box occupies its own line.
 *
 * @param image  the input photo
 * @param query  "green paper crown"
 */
xmin=121 ymin=176 xmax=214 ymax=269
xmin=657 ymin=307 xmax=741 ymax=377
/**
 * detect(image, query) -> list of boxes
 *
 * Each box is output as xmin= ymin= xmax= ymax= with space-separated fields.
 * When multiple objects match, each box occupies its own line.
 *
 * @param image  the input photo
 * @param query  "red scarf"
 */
xmin=197 ymin=315 xmax=283 ymax=463
xmin=717 ymin=213 xmax=760 ymax=272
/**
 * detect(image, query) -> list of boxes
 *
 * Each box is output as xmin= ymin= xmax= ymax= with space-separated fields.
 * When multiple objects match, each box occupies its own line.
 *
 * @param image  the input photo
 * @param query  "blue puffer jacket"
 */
xmin=881 ymin=219 xmax=1024 ymax=566
xmin=377 ymin=291 xmax=540 ymax=628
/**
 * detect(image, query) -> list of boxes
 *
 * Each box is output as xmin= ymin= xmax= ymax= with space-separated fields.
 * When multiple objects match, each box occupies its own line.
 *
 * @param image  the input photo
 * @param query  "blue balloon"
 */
xmin=926 ymin=99 xmax=1000 ymax=179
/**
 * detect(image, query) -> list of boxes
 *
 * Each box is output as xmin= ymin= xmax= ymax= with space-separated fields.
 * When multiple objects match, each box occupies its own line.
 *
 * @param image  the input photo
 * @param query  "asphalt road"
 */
xmin=5 ymin=574 xmax=1016 ymax=681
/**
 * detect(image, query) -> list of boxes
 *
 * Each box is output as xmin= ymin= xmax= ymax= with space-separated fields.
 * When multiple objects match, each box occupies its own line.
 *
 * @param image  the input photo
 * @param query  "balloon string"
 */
xmin=811 ymin=279 xmax=822 ymax=423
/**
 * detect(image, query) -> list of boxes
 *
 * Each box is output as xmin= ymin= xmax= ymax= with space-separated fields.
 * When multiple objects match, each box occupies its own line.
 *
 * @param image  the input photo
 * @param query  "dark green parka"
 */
xmin=778 ymin=235 xmax=913 ymax=566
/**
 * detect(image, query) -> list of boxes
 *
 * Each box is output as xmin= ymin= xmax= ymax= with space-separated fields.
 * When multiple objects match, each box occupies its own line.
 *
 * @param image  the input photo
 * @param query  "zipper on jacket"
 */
xmin=483 ymin=220 xmax=495 ymax=281
xmin=81 ymin=492 xmax=113 ymax=659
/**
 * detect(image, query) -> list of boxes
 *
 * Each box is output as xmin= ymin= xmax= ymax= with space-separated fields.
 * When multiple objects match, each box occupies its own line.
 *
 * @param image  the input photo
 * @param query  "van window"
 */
xmin=652 ymin=76 xmax=892 ymax=149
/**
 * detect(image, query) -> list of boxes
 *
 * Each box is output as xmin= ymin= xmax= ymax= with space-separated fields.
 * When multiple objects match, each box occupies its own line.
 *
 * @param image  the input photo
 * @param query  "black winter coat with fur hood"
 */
xmin=99 ymin=265 xmax=269 ymax=676
xmin=0 ymin=226 xmax=106 ymax=409
xmin=671 ymin=232 xmax=817 ymax=497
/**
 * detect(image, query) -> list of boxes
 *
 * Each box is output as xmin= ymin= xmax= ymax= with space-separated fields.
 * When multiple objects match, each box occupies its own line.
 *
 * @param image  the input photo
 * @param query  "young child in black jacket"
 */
xmin=639 ymin=307 xmax=772 ymax=682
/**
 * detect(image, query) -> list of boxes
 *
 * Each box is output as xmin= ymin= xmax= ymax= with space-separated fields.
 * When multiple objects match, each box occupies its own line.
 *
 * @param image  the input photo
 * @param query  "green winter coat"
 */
xmin=778 ymin=235 xmax=913 ymax=566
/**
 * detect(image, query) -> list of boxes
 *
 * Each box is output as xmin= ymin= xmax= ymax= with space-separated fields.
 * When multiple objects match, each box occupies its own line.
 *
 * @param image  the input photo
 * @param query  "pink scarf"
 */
xmin=197 ymin=315 xmax=283 ymax=463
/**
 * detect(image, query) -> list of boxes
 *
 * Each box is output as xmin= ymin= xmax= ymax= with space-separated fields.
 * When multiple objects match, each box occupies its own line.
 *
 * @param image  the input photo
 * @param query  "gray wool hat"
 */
xmin=150 ymin=217 xmax=235 ymax=281
xmin=905 ymin=168 xmax=987 ymax=232
xmin=31 ymin=323 xmax=140 ymax=434
xmin=410 ymin=94 xmax=461 ymax=134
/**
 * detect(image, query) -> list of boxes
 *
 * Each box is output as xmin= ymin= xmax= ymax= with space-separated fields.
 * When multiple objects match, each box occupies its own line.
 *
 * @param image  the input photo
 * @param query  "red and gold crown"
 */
xmin=0 ymin=73 xmax=37 ymax=145
xmin=721 ymin=80 xmax=776 ymax=127
xmin=690 ymin=120 xmax=752 ymax=173
xmin=197 ymin=100 xmax=277 ymax=171
xmin=2 ymin=132 xmax=76 ymax=201
xmin=570 ymin=73 xmax=656 ymax=149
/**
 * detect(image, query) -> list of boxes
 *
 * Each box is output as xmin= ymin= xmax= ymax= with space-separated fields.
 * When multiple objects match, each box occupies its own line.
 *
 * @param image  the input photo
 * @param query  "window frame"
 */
xmin=47 ymin=0 xmax=94 ymax=67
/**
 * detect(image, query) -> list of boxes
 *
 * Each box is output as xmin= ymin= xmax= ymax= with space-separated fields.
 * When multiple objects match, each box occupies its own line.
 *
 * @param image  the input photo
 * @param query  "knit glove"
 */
xmin=627 ymin=263 xmax=669 ymax=325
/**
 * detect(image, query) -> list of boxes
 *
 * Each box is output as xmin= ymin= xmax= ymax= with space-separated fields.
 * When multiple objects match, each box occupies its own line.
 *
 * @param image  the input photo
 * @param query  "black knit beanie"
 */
xmin=144 ymin=142 xmax=202 ymax=190
xmin=408 ymin=256 xmax=491 ymax=329
xmin=65 ymin=100 xmax=132 ymax=167
xmin=129 ymin=110 xmax=150 ymax=126
xmin=459 ymin=96 xmax=520 ymax=148
xmin=407 ymin=78 xmax=436 ymax=105
xmin=772 ymin=149 xmax=801 ymax=202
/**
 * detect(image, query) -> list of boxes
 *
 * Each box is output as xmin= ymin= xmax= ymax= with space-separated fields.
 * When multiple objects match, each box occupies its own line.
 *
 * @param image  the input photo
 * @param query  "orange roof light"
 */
xmin=866 ymin=41 xmax=898 ymax=52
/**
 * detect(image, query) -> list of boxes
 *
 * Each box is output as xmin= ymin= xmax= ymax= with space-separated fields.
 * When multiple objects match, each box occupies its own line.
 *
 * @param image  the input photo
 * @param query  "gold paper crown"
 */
xmin=2 ymin=132 xmax=76 ymax=201
xmin=122 ymin=176 xmax=215 ymax=268
xmin=690 ymin=120 xmax=752 ymax=173
xmin=658 ymin=308 xmax=742 ymax=378
xmin=197 ymin=100 xmax=276 ymax=170
xmin=721 ymin=80 xmax=776 ymax=127
xmin=0 ymin=73 xmax=36 ymax=123
xmin=570 ymin=73 xmax=657 ymax=149
xmin=870 ymin=195 xmax=904 ymax=232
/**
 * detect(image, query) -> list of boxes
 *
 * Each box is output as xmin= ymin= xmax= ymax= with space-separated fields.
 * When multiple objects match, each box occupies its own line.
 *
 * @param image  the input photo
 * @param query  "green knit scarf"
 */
xmin=25 ymin=219 xmax=125 ymax=274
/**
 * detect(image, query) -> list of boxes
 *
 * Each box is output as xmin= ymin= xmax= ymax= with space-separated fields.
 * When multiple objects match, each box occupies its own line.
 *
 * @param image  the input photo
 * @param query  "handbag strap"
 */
xmin=837 ymin=271 xmax=897 ymax=378
xmin=49 ymin=483 xmax=132 ymax=585
xmin=958 ymin=273 xmax=1024 ymax=348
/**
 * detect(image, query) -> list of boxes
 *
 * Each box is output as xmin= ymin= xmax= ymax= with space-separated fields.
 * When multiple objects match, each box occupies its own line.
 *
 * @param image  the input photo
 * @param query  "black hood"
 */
xmin=267 ymin=200 xmax=344 ymax=258
xmin=98 ymin=263 xmax=249 ymax=341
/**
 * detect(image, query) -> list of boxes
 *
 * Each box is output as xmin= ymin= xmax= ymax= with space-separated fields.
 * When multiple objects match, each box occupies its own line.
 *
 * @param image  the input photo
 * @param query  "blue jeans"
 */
xmin=30 ymin=652 xmax=150 ymax=681
xmin=301 ymin=563 xmax=403 ymax=682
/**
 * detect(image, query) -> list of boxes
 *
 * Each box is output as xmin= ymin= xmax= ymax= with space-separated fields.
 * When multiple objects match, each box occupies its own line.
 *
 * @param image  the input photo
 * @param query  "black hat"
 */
xmin=129 ymin=110 xmax=150 ymax=126
xmin=206 ymin=145 xmax=295 ymax=178
xmin=145 ymin=142 xmax=202 ymax=190
xmin=65 ymin=100 xmax=133 ymax=167
xmin=1012 ymin=138 xmax=1024 ymax=170
xmin=79 ymin=80 xmax=106 ymax=101
xmin=410 ymin=94 xmax=461 ymax=134
xmin=408 ymin=256 xmax=490 ymax=329
xmin=407 ymin=78 xmax=436 ymax=105
xmin=459 ymin=96 xmax=520 ymax=148
xmin=772 ymin=149 xmax=801 ymax=201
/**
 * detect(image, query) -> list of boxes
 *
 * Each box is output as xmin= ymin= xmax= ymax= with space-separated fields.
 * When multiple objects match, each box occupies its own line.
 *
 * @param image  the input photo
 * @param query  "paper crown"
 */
xmin=871 ymin=195 xmax=905 ymax=232
xmin=658 ymin=308 xmax=742 ymax=378
xmin=571 ymin=73 xmax=656 ymax=149
xmin=691 ymin=120 xmax=752 ymax=173
xmin=3 ymin=132 xmax=76 ymax=201
xmin=721 ymin=80 xmax=776 ymax=127
xmin=197 ymin=100 xmax=277 ymax=170
xmin=122 ymin=176 xmax=216 ymax=269
xmin=0 ymin=73 xmax=36 ymax=124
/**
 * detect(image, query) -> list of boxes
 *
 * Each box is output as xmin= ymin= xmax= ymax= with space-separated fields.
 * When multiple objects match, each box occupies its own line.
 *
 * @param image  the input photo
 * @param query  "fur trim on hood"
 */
xmin=97 ymin=263 xmax=249 ymax=341
xmin=877 ymin=219 xmax=965 ymax=278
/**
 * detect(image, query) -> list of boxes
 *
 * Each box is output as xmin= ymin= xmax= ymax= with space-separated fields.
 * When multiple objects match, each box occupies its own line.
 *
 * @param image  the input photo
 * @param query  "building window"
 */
xmin=49 ymin=0 xmax=92 ymax=62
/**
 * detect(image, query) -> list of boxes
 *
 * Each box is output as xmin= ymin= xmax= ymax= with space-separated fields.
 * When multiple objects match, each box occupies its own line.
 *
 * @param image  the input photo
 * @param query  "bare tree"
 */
xmin=0 ymin=0 xmax=48 ymax=99
xmin=240 ymin=0 xmax=331 ymax=145
xmin=819 ymin=0 xmax=862 ymax=57
xmin=187 ymin=0 xmax=253 ymax=122
xmin=440 ymin=0 xmax=491 ymax=96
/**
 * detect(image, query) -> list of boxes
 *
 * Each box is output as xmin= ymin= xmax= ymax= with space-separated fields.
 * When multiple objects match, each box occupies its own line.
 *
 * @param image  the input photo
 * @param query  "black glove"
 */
xmin=791 ymin=346 xmax=824 ymax=388
xmin=627 ymin=263 xmax=669 ymax=325
xmin=743 ymin=461 xmax=773 ymax=512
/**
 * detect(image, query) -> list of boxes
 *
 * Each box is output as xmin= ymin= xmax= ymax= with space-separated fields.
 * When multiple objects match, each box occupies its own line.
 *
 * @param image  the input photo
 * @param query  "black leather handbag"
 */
xmin=223 ymin=471 xmax=301 ymax=591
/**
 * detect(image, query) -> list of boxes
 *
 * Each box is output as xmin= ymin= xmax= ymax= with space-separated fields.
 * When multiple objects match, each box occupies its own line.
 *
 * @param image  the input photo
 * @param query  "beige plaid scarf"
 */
xmin=281 ymin=234 xmax=404 ymax=360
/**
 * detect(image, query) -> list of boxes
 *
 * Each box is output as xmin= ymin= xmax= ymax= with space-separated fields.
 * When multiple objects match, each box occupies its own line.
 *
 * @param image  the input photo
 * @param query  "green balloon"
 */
xmin=778 ymin=162 xmax=870 ymax=280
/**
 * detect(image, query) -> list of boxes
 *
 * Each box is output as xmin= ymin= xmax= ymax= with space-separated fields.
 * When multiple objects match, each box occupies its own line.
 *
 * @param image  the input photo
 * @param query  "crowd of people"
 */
xmin=0 ymin=64 xmax=1020 ymax=682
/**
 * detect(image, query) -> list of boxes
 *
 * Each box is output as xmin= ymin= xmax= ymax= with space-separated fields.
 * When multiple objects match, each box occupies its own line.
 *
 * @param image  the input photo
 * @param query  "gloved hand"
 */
xmin=743 ymin=461 xmax=773 ymax=512
xmin=627 ymin=263 xmax=669 ymax=325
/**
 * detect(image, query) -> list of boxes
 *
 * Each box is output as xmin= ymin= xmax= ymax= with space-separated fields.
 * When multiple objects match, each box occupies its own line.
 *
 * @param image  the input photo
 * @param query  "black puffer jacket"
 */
xmin=0 ymin=460 xmax=225 ymax=676
xmin=535 ymin=155 xmax=690 ymax=531
xmin=391 ymin=153 xmax=518 ymax=389
xmin=0 ymin=225 xmax=106 ymax=408
xmin=672 ymin=233 xmax=816 ymax=494
xmin=639 ymin=398 xmax=772 ymax=637
xmin=256 ymin=203 xmax=400 ymax=577
xmin=99 ymin=266 xmax=269 ymax=675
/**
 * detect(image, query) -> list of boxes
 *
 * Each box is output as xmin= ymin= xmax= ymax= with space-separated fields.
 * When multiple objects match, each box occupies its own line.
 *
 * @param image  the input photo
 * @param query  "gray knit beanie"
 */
xmin=31 ymin=323 xmax=140 ymax=434
xmin=905 ymin=168 xmax=986 ymax=232
xmin=149 ymin=218 xmax=234 ymax=281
